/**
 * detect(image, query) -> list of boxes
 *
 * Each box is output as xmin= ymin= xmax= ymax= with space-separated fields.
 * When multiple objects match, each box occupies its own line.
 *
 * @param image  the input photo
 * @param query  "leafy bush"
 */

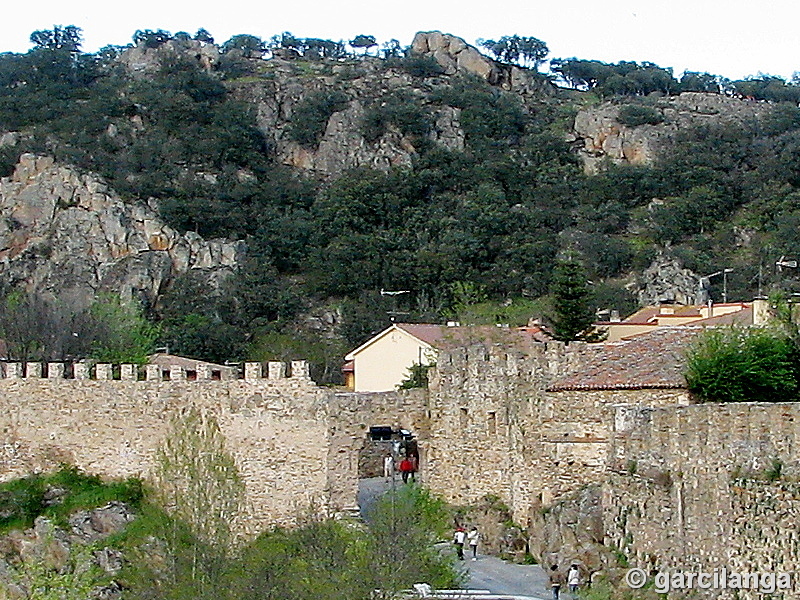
xmin=288 ymin=90 xmax=349 ymax=146
xmin=616 ymin=104 xmax=664 ymax=126
xmin=396 ymin=54 xmax=445 ymax=78
xmin=361 ymin=92 xmax=432 ymax=143
xmin=685 ymin=326 xmax=800 ymax=402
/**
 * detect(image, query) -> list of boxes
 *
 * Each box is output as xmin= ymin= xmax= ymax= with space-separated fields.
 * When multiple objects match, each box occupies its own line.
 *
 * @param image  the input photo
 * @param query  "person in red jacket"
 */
xmin=399 ymin=456 xmax=414 ymax=483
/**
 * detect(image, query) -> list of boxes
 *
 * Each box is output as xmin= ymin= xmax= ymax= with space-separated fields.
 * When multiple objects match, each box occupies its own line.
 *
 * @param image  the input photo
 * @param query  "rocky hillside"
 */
xmin=1 ymin=28 xmax=800 ymax=369
xmin=572 ymin=91 xmax=771 ymax=173
xmin=0 ymin=154 xmax=241 ymax=311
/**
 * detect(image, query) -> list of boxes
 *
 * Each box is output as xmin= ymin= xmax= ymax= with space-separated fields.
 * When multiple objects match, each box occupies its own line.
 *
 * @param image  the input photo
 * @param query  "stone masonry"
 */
xmin=0 ymin=361 xmax=427 ymax=537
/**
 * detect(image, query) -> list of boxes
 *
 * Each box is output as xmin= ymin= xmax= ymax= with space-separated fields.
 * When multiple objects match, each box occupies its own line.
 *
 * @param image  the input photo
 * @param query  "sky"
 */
xmin=3 ymin=0 xmax=800 ymax=81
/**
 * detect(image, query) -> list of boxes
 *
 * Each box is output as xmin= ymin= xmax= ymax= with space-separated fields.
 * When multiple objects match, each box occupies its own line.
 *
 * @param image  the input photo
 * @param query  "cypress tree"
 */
xmin=549 ymin=259 xmax=605 ymax=342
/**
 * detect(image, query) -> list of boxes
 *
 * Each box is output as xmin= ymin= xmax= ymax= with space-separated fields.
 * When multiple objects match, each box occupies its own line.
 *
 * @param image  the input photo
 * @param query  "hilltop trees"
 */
xmin=30 ymin=25 xmax=82 ymax=53
xmin=479 ymin=35 xmax=549 ymax=70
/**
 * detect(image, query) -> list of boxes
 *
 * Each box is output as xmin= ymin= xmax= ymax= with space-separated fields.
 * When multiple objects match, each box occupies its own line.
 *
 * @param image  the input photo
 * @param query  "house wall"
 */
xmin=352 ymin=328 xmax=437 ymax=392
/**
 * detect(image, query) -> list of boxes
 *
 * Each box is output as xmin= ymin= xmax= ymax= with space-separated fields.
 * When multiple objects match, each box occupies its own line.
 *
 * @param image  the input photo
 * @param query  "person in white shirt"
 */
xmin=383 ymin=454 xmax=394 ymax=480
xmin=567 ymin=564 xmax=581 ymax=594
xmin=453 ymin=527 xmax=466 ymax=560
xmin=467 ymin=526 xmax=480 ymax=560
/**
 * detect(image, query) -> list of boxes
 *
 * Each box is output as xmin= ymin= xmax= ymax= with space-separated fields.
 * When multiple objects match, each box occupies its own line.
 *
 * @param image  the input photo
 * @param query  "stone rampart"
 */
xmin=0 ymin=361 xmax=428 ymax=536
xmin=603 ymin=402 xmax=800 ymax=597
xmin=425 ymin=340 xmax=687 ymax=525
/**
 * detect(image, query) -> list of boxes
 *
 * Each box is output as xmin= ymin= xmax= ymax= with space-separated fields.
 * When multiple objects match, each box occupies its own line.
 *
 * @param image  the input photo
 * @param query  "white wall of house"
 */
xmin=351 ymin=328 xmax=437 ymax=392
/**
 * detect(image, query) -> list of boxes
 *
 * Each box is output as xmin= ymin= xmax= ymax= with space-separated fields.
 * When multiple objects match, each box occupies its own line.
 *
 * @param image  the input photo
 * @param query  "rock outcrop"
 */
xmin=571 ymin=92 xmax=772 ymax=173
xmin=411 ymin=31 xmax=551 ymax=95
xmin=0 ymin=154 xmax=243 ymax=308
xmin=118 ymin=38 xmax=220 ymax=78
xmin=0 ymin=503 xmax=134 ymax=599
xmin=230 ymin=57 xmax=467 ymax=176
xmin=637 ymin=253 xmax=708 ymax=306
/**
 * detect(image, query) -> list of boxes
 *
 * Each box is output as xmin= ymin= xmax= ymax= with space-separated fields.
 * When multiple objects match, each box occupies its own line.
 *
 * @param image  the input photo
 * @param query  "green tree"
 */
xmin=221 ymin=34 xmax=266 ymax=58
xmin=685 ymin=326 xmax=800 ymax=402
xmin=350 ymin=35 xmax=377 ymax=56
xmin=29 ymin=25 xmax=82 ymax=53
xmin=152 ymin=408 xmax=245 ymax=598
xmin=547 ymin=260 xmax=605 ymax=342
xmin=133 ymin=29 xmax=172 ymax=48
xmin=86 ymin=295 xmax=160 ymax=364
xmin=479 ymin=35 xmax=548 ymax=70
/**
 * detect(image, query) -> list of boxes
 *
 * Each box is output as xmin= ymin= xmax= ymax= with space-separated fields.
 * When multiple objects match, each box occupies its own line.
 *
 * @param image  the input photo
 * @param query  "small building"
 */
xmin=344 ymin=323 xmax=549 ymax=392
xmin=148 ymin=353 xmax=235 ymax=380
xmin=344 ymin=324 xmax=440 ymax=393
xmin=597 ymin=300 xmax=763 ymax=342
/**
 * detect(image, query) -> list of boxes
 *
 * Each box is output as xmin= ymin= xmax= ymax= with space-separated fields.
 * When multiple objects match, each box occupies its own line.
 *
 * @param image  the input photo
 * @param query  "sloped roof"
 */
xmin=149 ymin=353 xmax=233 ymax=372
xmin=689 ymin=305 xmax=753 ymax=327
xmin=548 ymin=327 xmax=703 ymax=391
xmin=345 ymin=323 xmax=546 ymax=360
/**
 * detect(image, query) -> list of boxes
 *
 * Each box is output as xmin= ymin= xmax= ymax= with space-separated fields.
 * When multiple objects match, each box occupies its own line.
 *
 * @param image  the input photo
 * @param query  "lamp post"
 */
xmin=702 ymin=269 xmax=734 ymax=303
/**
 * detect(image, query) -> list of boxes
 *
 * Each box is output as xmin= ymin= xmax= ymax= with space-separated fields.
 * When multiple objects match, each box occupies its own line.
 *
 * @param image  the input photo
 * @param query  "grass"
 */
xmin=0 ymin=465 xmax=143 ymax=534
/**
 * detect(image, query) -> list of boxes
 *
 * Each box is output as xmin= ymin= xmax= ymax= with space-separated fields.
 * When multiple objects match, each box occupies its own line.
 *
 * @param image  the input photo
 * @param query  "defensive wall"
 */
xmin=5 ymin=334 xmax=800 ymax=597
xmin=0 ymin=360 xmax=427 ymax=537
xmin=425 ymin=340 xmax=690 ymax=525
xmin=601 ymin=402 xmax=800 ymax=597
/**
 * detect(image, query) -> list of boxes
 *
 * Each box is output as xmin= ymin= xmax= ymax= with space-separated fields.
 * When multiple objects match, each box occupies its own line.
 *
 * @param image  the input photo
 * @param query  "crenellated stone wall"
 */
xmin=0 ymin=360 xmax=428 ymax=536
xmin=425 ymin=340 xmax=687 ymax=527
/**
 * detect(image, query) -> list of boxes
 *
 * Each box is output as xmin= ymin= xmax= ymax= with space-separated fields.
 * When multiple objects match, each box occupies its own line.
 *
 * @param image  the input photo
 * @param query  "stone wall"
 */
xmin=602 ymin=402 xmax=800 ymax=597
xmin=425 ymin=340 xmax=688 ymax=527
xmin=0 ymin=361 xmax=428 ymax=536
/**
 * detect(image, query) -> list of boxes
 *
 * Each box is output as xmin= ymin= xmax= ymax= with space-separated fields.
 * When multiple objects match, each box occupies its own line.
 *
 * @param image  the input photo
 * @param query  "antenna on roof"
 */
xmin=777 ymin=256 xmax=798 ymax=271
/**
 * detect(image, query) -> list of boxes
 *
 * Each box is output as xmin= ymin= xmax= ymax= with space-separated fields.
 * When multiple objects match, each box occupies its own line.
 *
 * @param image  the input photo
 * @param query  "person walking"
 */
xmin=453 ymin=527 xmax=466 ymax=560
xmin=567 ymin=564 xmax=580 ymax=595
xmin=549 ymin=564 xmax=565 ymax=600
xmin=467 ymin=526 xmax=480 ymax=560
xmin=399 ymin=457 xmax=413 ymax=483
xmin=383 ymin=454 xmax=394 ymax=480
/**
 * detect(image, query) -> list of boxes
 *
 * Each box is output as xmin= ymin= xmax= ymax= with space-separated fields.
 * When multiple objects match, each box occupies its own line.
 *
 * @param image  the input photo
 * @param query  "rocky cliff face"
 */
xmin=223 ymin=31 xmax=549 ymax=177
xmin=0 ymin=154 xmax=243 ymax=309
xmin=571 ymin=92 xmax=771 ymax=173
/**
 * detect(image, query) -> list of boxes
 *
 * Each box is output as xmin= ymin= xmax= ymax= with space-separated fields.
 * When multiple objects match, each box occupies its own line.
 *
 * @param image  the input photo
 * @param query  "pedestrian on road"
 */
xmin=383 ymin=454 xmax=394 ymax=480
xmin=453 ymin=526 xmax=466 ymax=560
xmin=567 ymin=564 xmax=580 ymax=594
xmin=399 ymin=457 xmax=413 ymax=483
xmin=467 ymin=526 xmax=480 ymax=560
xmin=549 ymin=564 xmax=565 ymax=600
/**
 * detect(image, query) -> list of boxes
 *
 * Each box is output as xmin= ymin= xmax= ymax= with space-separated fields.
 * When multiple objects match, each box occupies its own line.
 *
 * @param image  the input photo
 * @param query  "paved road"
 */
xmin=462 ymin=554 xmax=549 ymax=600
xmin=358 ymin=478 xmax=551 ymax=600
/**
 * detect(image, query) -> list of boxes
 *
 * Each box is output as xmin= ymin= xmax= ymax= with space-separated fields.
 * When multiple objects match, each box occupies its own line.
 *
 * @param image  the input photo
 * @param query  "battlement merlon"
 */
xmin=0 ymin=360 xmax=313 ymax=383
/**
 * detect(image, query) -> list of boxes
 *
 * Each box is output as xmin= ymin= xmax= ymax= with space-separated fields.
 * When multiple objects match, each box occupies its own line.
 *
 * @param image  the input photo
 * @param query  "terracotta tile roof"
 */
xmin=148 ymin=353 xmax=233 ymax=373
xmin=548 ymin=327 xmax=704 ymax=391
xmin=689 ymin=305 xmax=753 ymax=326
xmin=395 ymin=323 xmax=545 ymax=351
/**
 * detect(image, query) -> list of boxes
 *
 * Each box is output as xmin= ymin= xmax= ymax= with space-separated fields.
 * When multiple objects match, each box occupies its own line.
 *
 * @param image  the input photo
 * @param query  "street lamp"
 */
xmin=702 ymin=269 xmax=734 ymax=303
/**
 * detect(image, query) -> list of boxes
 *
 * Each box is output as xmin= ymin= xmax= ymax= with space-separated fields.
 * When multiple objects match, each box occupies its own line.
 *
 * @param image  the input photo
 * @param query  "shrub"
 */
xmin=616 ymin=104 xmax=664 ymax=126
xmin=685 ymin=326 xmax=800 ymax=402
xmin=397 ymin=54 xmax=445 ymax=78
xmin=0 ymin=465 xmax=143 ymax=534
xmin=288 ymin=90 xmax=349 ymax=147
